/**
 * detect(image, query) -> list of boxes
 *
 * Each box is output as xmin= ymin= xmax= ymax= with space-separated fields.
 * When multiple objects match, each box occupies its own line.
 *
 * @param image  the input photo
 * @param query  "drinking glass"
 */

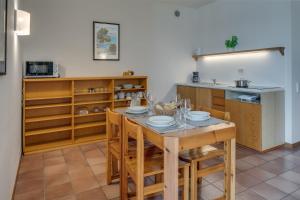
xmin=145 ymin=92 xmax=156 ymax=115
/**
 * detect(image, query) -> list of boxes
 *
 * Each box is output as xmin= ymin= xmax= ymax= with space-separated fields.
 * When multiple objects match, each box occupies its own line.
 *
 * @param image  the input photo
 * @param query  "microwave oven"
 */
xmin=24 ymin=61 xmax=59 ymax=78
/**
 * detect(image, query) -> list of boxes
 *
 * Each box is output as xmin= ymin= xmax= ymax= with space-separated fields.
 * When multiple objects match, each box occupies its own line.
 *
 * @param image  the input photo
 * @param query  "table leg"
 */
xmin=230 ymin=138 xmax=236 ymax=200
xmin=164 ymin=137 xmax=179 ymax=200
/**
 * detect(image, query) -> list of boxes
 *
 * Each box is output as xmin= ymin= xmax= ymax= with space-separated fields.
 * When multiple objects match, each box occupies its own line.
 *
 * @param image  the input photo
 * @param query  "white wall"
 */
xmin=291 ymin=0 xmax=300 ymax=143
xmin=195 ymin=0 xmax=294 ymax=143
xmin=0 ymin=0 xmax=22 ymax=199
xmin=21 ymin=0 xmax=198 ymax=101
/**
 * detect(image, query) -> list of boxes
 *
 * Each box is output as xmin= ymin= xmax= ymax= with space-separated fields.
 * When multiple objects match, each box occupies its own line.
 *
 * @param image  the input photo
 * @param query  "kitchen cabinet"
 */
xmin=177 ymin=85 xmax=196 ymax=108
xmin=195 ymin=88 xmax=212 ymax=109
xmin=225 ymin=100 xmax=261 ymax=150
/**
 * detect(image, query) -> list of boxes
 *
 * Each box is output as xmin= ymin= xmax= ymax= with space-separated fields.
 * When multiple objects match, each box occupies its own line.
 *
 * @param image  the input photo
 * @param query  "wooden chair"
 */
xmin=123 ymin=117 xmax=190 ymax=200
xmin=106 ymin=108 xmax=123 ymax=184
xmin=179 ymin=107 xmax=231 ymax=200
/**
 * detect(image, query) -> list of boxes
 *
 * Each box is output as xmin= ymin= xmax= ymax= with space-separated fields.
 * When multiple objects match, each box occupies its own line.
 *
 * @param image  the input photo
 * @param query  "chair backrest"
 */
xmin=106 ymin=108 xmax=122 ymax=141
xmin=198 ymin=107 xmax=231 ymax=121
xmin=123 ymin=117 xmax=144 ymax=198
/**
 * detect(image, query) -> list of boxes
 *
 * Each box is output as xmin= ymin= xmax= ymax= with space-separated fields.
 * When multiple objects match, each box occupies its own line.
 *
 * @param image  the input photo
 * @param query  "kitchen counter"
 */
xmin=177 ymin=83 xmax=284 ymax=94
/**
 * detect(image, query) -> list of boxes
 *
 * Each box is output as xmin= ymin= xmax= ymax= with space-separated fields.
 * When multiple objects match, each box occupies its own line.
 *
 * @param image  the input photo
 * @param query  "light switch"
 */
xmin=296 ymin=82 xmax=299 ymax=93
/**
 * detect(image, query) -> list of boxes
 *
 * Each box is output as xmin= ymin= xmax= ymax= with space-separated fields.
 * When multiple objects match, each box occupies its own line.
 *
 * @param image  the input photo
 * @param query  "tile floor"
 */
xmin=13 ymin=142 xmax=300 ymax=200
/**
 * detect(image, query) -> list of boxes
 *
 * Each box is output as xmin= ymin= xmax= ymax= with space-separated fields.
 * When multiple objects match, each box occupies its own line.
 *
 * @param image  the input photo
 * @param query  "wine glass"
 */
xmin=145 ymin=92 xmax=156 ymax=115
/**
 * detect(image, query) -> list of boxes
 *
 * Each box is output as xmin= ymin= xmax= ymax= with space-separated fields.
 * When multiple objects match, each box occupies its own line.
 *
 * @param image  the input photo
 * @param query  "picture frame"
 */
xmin=93 ymin=21 xmax=120 ymax=61
xmin=0 ymin=0 xmax=7 ymax=75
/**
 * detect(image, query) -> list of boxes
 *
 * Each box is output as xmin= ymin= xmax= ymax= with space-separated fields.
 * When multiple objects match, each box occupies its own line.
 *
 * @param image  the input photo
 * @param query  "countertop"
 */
xmin=177 ymin=83 xmax=284 ymax=94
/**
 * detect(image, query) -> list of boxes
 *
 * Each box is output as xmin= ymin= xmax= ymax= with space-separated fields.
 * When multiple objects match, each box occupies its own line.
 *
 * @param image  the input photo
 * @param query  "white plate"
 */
xmin=126 ymin=106 xmax=148 ymax=114
xmin=148 ymin=116 xmax=174 ymax=125
xmin=146 ymin=119 xmax=176 ymax=128
xmin=187 ymin=115 xmax=210 ymax=122
xmin=188 ymin=111 xmax=210 ymax=117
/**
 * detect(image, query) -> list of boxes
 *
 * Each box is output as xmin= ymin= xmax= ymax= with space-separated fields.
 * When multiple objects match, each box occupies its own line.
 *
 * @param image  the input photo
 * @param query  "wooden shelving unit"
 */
xmin=23 ymin=76 xmax=147 ymax=154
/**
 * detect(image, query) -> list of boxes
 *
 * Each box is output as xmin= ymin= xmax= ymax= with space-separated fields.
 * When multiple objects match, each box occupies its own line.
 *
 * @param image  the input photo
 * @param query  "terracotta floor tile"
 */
xmin=45 ymin=173 xmax=70 ymax=188
xmin=95 ymin=173 xmax=108 ymax=186
xmin=240 ymin=155 xmax=266 ymax=166
xmin=80 ymin=143 xmax=99 ymax=152
xmin=256 ymin=152 xmax=280 ymax=161
xmin=84 ymin=149 xmax=106 ymax=166
xmin=198 ymin=184 xmax=223 ymax=200
xmin=269 ymin=148 xmax=293 ymax=157
xmin=292 ymin=166 xmax=300 ymax=174
xmin=45 ymin=182 xmax=73 ymax=200
xmin=283 ymin=154 xmax=300 ymax=165
xmin=15 ymin=179 xmax=44 ymax=195
xmin=102 ymin=183 xmax=120 ymax=199
xmin=280 ymin=171 xmax=300 ymax=184
xmin=17 ymin=169 xmax=44 ymax=182
xmin=236 ymin=190 xmax=266 ymax=200
xmin=250 ymin=182 xmax=287 ymax=200
xmin=44 ymin=156 xmax=65 ymax=166
xmin=203 ymin=171 xmax=224 ymax=183
xmin=19 ymin=160 xmax=44 ymax=174
xmin=90 ymin=163 xmax=107 ymax=175
xmin=76 ymin=187 xmax=108 ymax=200
xmin=291 ymin=189 xmax=300 ymax=199
xmin=236 ymin=159 xmax=255 ymax=171
xmin=213 ymin=179 xmax=247 ymax=194
xmin=260 ymin=158 xmax=297 ymax=175
xmin=22 ymin=153 xmax=43 ymax=162
xmin=44 ymin=163 xmax=68 ymax=177
xmin=266 ymin=176 xmax=300 ymax=194
xmin=13 ymin=189 xmax=44 ymax=200
xmin=245 ymin=167 xmax=276 ymax=181
xmin=71 ymin=175 xmax=99 ymax=194
xmin=44 ymin=150 xmax=63 ymax=159
xmin=51 ymin=194 xmax=76 ymax=200
xmin=68 ymin=166 xmax=94 ymax=180
xmin=281 ymin=195 xmax=299 ymax=200
xmin=236 ymin=173 xmax=262 ymax=188
xmin=62 ymin=146 xmax=81 ymax=154
xmin=64 ymin=151 xmax=86 ymax=164
xmin=66 ymin=160 xmax=89 ymax=172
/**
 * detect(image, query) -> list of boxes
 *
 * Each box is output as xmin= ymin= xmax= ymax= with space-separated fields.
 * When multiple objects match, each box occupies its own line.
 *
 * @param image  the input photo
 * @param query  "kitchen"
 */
xmin=1 ymin=0 xmax=300 ymax=200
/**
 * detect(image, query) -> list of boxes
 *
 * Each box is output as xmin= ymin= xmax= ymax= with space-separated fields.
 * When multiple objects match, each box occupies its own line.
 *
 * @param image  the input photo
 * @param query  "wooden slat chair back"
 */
xmin=179 ymin=107 xmax=231 ymax=200
xmin=106 ymin=108 xmax=123 ymax=184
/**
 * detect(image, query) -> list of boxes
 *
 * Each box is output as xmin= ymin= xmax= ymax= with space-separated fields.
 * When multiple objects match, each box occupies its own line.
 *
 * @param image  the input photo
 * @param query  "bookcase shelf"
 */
xmin=23 ymin=76 xmax=148 ymax=154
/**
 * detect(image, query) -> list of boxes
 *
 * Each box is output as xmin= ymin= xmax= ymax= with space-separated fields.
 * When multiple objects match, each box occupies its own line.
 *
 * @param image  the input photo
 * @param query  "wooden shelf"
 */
xmin=114 ymin=98 xmax=146 ymax=102
xmin=25 ymin=96 xmax=72 ymax=101
xmin=74 ymin=121 xmax=106 ymax=130
xmin=75 ymin=134 xmax=106 ymax=143
xmin=25 ymin=139 xmax=73 ymax=152
xmin=74 ymin=100 xmax=112 ymax=106
xmin=74 ymin=112 xmax=106 ymax=118
xmin=25 ymin=103 xmax=72 ymax=110
xmin=25 ymin=126 xmax=73 ymax=136
xmin=115 ymin=88 xmax=145 ymax=92
xmin=74 ymin=92 xmax=112 ymax=96
xmin=23 ymin=76 xmax=147 ymax=154
xmin=25 ymin=114 xmax=72 ymax=123
xmin=192 ymin=47 xmax=285 ymax=61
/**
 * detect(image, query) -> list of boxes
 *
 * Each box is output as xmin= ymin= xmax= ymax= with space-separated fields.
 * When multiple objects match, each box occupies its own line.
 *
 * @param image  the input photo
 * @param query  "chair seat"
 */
xmin=126 ymin=155 xmax=188 ymax=179
xmin=179 ymin=145 xmax=225 ymax=163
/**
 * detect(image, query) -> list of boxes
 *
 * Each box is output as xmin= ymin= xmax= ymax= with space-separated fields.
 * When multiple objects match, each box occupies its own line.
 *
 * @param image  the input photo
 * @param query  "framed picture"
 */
xmin=0 ymin=0 xmax=7 ymax=75
xmin=93 ymin=21 xmax=120 ymax=61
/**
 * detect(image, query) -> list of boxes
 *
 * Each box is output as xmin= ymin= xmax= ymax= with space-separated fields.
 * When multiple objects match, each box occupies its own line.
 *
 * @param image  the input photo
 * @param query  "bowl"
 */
xmin=134 ymin=85 xmax=143 ymax=89
xmin=123 ymin=84 xmax=133 ymax=89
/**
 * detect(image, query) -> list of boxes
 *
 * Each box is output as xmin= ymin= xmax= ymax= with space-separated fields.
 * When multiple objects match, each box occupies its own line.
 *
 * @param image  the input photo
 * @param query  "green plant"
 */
xmin=225 ymin=36 xmax=238 ymax=49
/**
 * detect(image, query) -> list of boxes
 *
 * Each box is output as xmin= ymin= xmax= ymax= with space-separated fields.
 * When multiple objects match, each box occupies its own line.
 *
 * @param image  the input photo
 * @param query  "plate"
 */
xmin=147 ymin=116 xmax=176 ymax=128
xmin=187 ymin=115 xmax=210 ymax=122
xmin=188 ymin=111 xmax=210 ymax=117
xmin=126 ymin=106 xmax=148 ymax=114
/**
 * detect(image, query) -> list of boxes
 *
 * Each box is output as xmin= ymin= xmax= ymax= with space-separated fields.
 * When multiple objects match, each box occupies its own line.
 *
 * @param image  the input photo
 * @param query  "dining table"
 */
xmin=115 ymin=107 xmax=236 ymax=200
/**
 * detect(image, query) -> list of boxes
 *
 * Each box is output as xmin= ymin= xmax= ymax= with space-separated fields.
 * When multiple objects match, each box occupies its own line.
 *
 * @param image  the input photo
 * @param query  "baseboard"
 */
xmin=285 ymin=141 xmax=300 ymax=149
xmin=11 ymin=153 xmax=22 ymax=200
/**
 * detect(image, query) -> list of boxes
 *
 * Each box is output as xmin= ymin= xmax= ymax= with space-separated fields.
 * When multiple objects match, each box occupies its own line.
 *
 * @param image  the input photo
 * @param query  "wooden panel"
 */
xmin=212 ymin=97 xmax=225 ymax=106
xmin=195 ymin=88 xmax=212 ymax=110
xmin=225 ymin=100 xmax=261 ymax=151
xmin=177 ymin=86 xmax=196 ymax=108
xmin=211 ymin=89 xmax=225 ymax=98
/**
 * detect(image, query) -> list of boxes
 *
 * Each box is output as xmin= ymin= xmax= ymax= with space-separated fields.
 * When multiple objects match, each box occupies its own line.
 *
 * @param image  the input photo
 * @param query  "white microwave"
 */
xmin=24 ymin=61 xmax=59 ymax=78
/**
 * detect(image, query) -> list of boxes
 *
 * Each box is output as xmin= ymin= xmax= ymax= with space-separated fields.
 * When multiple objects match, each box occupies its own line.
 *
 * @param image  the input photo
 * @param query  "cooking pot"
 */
xmin=235 ymin=80 xmax=251 ymax=88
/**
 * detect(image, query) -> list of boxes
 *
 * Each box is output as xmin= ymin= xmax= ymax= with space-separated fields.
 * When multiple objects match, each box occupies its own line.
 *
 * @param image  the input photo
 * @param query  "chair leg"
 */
xmin=191 ymin=161 xmax=198 ymax=200
xmin=106 ymin=150 xmax=113 ymax=185
xmin=183 ymin=165 xmax=190 ymax=200
xmin=112 ymin=157 xmax=119 ymax=178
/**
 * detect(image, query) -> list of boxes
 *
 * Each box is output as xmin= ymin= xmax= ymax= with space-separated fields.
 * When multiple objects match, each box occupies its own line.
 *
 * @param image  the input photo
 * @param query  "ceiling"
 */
xmin=158 ymin=0 xmax=217 ymax=8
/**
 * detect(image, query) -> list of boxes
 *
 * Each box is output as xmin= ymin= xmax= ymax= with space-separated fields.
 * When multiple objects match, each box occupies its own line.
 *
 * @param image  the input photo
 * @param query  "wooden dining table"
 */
xmin=115 ymin=108 xmax=236 ymax=200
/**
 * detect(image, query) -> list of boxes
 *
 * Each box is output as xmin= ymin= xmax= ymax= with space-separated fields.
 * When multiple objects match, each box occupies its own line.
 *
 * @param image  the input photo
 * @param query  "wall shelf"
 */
xmin=192 ymin=47 xmax=285 ymax=61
